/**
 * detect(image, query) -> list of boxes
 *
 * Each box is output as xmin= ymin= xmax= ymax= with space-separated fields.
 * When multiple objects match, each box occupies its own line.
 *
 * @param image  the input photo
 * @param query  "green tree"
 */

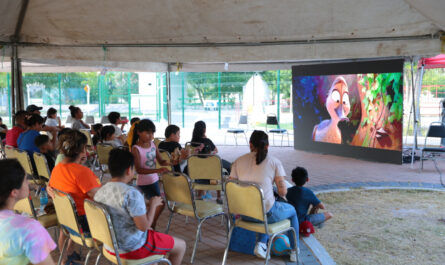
xmin=260 ymin=70 xmax=292 ymax=100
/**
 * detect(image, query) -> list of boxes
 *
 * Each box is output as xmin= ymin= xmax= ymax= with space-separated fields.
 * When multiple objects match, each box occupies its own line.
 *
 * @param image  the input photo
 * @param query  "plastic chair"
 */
xmin=154 ymin=137 xmax=165 ymax=149
xmin=184 ymin=142 xmax=202 ymax=156
xmin=4 ymin=145 xmax=16 ymax=159
xmin=266 ymin=113 xmax=289 ymax=146
xmin=187 ymin=154 xmax=225 ymax=192
xmin=96 ymin=143 xmax=113 ymax=182
xmin=222 ymin=180 xmax=297 ymax=265
xmin=33 ymin=152 xmax=51 ymax=182
xmin=225 ymin=115 xmax=248 ymax=145
xmin=100 ymin=116 xmax=110 ymax=124
xmin=85 ymin=116 xmax=95 ymax=124
xmin=14 ymin=196 xmax=58 ymax=231
xmin=52 ymin=188 xmax=96 ymax=265
xmin=156 ymin=149 xmax=173 ymax=172
xmin=14 ymin=149 xmax=45 ymax=187
xmin=421 ymin=122 xmax=445 ymax=169
xmin=162 ymin=172 xmax=227 ymax=263
xmin=84 ymin=199 xmax=172 ymax=265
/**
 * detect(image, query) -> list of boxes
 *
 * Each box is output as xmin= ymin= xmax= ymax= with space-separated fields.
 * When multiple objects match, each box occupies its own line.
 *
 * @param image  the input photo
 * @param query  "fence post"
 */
xmin=277 ymin=70 xmax=280 ymax=124
xmin=182 ymin=72 xmax=185 ymax=128
xmin=127 ymin=72 xmax=132 ymax=120
xmin=6 ymin=73 xmax=11 ymax=124
xmin=218 ymin=72 xmax=221 ymax=129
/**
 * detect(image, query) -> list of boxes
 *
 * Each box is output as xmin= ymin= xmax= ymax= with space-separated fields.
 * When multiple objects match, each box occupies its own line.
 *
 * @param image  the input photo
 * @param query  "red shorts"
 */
xmin=106 ymin=230 xmax=174 ymax=260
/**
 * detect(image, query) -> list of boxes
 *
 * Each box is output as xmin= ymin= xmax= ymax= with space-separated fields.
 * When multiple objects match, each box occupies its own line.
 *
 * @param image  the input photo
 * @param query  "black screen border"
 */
xmin=292 ymin=59 xmax=404 ymax=164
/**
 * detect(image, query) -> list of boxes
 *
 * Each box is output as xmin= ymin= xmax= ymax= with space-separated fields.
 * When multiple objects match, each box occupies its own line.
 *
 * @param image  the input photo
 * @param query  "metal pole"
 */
xmin=218 ymin=72 xmax=221 ymax=129
xmin=127 ymin=72 xmax=132 ymax=120
xmin=11 ymin=45 xmax=24 ymax=112
xmin=58 ymin=73 xmax=62 ymax=119
xmin=182 ymin=72 xmax=185 ymax=128
xmin=6 ymin=73 xmax=11 ymax=124
xmin=277 ymin=70 xmax=280 ymax=123
xmin=166 ymin=65 xmax=172 ymax=124
xmin=156 ymin=73 xmax=160 ymax=121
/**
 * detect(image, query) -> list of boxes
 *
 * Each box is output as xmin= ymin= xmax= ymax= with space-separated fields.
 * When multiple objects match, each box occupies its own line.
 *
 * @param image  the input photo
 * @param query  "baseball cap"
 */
xmin=26 ymin=104 xmax=43 ymax=112
xmin=299 ymin=220 xmax=315 ymax=237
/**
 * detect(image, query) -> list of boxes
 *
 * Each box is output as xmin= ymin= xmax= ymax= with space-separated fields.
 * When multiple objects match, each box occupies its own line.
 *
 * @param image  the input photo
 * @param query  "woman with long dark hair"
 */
xmin=229 ymin=130 xmax=299 ymax=262
xmin=69 ymin=105 xmax=90 ymax=130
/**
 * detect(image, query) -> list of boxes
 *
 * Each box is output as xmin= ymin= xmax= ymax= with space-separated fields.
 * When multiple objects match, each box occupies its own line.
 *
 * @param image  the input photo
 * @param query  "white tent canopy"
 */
xmin=0 ymin=0 xmax=444 ymax=71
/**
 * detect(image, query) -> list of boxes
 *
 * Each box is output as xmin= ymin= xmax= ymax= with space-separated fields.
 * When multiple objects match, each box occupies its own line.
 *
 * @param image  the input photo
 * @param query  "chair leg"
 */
xmin=94 ymin=253 xmax=102 ymax=265
xmin=57 ymin=237 xmax=69 ymax=265
xmin=421 ymin=151 xmax=424 ymax=170
xmin=165 ymin=212 xmax=174 ymax=234
xmin=265 ymin=233 xmax=276 ymax=265
xmin=290 ymin=227 xmax=299 ymax=263
xmin=222 ymin=225 xmax=235 ymax=265
xmin=84 ymin=249 xmax=92 ymax=265
xmin=287 ymin=132 xmax=290 ymax=146
xmin=234 ymin=134 xmax=238 ymax=146
xmin=281 ymin=133 xmax=284 ymax=146
xmin=243 ymin=132 xmax=248 ymax=144
xmin=191 ymin=218 xmax=206 ymax=264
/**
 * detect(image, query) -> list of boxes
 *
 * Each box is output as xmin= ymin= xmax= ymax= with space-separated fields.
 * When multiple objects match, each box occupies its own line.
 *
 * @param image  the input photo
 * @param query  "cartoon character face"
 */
xmin=326 ymin=77 xmax=350 ymax=122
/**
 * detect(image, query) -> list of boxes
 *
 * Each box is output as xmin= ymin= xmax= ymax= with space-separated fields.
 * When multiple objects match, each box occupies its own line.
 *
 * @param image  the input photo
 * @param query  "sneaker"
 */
xmin=254 ymin=242 xmax=267 ymax=259
xmin=289 ymin=248 xmax=300 ymax=262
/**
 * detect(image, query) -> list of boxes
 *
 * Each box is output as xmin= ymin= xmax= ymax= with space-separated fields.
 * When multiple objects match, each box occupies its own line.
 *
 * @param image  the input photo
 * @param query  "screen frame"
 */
xmin=292 ymin=59 xmax=404 ymax=164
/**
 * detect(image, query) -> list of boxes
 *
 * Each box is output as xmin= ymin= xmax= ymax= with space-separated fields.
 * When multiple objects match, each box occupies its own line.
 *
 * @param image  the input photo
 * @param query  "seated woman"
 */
xmin=158 ymin=124 xmax=189 ymax=172
xmin=229 ymin=130 xmax=299 ymax=262
xmin=48 ymin=130 xmax=101 ymax=264
xmin=101 ymin=125 xmax=123 ymax=148
xmin=0 ymin=159 xmax=56 ymax=265
xmin=189 ymin=120 xmax=230 ymax=203
xmin=94 ymin=148 xmax=186 ymax=265
xmin=69 ymin=105 xmax=90 ymax=130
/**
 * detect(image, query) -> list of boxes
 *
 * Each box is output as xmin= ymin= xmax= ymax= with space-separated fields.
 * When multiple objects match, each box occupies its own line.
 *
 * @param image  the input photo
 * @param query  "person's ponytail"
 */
xmin=250 ymin=130 xmax=269 ymax=165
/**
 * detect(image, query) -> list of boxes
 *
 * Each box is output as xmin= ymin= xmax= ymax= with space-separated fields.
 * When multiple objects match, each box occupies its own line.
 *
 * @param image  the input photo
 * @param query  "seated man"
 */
xmin=94 ymin=149 xmax=186 ymax=265
xmin=0 ymin=159 xmax=56 ymax=265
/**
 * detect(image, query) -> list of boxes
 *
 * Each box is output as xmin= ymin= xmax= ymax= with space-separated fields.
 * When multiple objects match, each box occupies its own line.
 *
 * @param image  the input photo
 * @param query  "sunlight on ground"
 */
xmin=314 ymin=189 xmax=445 ymax=265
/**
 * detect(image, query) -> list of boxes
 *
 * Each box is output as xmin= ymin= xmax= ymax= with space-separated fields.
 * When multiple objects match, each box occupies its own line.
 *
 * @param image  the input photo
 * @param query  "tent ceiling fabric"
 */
xmin=0 ymin=0 xmax=444 ymax=71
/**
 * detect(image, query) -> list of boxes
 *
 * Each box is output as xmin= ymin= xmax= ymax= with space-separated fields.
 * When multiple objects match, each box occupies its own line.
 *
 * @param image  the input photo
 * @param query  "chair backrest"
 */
xmin=52 ymin=188 xmax=83 ymax=237
xmin=5 ymin=145 xmax=16 ymax=159
xmin=100 ymin=116 xmax=110 ymax=124
xmin=96 ymin=143 xmax=114 ymax=165
xmin=426 ymin=122 xmax=445 ymax=138
xmin=239 ymin=115 xmax=248 ymax=125
xmin=33 ymin=152 xmax=51 ymax=181
xmin=162 ymin=172 xmax=193 ymax=206
xmin=156 ymin=149 xmax=173 ymax=171
xmin=84 ymin=199 xmax=122 ymax=263
xmin=14 ymin=196 xmax=37 ymax=219
xmin=225 ymin=180 xmax=266 ymax=222
xmin=85 ymin=116 xmax=95 ymax=124
xmin=184 ymin=142 xmax=202 ymax=155
xmin=14 ymin=149 xmax=34 ymax=176
xmin=154 ymin=137 xmax=164 ymax=148
xmin=187 ymin=155 xmax=222 ymax=181
xmin=80 ymin=129 xmax=93 ymax=146
xmin=266 ymin=114 xmax=279 ymax=126
xmin=66 ymin=116 xmax=74 ymax=124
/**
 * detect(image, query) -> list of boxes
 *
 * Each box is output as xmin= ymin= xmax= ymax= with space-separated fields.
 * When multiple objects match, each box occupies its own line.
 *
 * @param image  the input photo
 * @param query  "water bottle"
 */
xmin=39 ymin=187 xmax=49 ymax=213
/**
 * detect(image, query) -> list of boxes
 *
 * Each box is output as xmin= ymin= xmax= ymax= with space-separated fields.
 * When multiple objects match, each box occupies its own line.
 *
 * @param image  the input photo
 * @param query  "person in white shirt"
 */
xmin=45 ymin=108 xmax=62 ymax=128
xmin=229 ymin=130 xmax=299 ymax=262
xmin=69 ymin=105 xmax=90 ymax=130
xmin=108 ymin=112 xmax=127 ymax=144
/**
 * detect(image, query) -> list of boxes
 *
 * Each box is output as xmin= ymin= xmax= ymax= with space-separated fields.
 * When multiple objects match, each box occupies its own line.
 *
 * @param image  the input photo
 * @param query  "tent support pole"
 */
xmin=10 ymin=45 xmax=24 ymax=113
xmin=166 ymin=64 xmax=172 ymax=124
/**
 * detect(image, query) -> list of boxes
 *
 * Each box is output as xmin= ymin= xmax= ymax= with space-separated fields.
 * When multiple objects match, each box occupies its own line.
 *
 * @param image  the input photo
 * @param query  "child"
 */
xmin=34 ymin=134 xmax=56 ymax=171
xmin=101 ymin=125 xmax=123 ymax=148
xmin=108 ymin=112 xmax=127 ymax=144
xmin=0 ymin=159 xmax=57 ymax=265
xmin=45 ymin=107 xmax=62 ymax=128
xmin=130 ymin=117 xmax=140 ymax=126
xmin=94 ymin=149 xmax=185 ymax=265
xmin=158 ymin=124 xmax=189 ymax=172
xmin=91 ymin=123 xmax=103 ymax=146
xmin=130 ymin=119 xmax=169 ymax=229
xmin=286 ymin=167 xmax=333 ymax=230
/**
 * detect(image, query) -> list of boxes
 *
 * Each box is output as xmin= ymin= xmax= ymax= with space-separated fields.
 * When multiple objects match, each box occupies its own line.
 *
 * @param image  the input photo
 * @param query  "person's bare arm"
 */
xmin=80 ymin=120 xmax=90 ymax=129
xmin=274 ymin=176 xmax=287 ymax=197
xmin=34 ymin=255 xmax=55 ymax=265
xmin=133 ymin=196 xmax=163 ymax=231
xmin=156 ymin=149 xmax=169 ymax=166
xmin=86 ymin=187 xmax=100 ymax=199
xmin=309 ymin=202 xmax=325 ymax=214
xmin=132 ymin=147 xmax=168 ymax=174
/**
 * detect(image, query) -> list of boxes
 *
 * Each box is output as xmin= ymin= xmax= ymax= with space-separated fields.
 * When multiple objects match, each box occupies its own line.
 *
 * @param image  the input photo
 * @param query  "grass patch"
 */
xmin=314 ymin=189 xmax=445 ymax=265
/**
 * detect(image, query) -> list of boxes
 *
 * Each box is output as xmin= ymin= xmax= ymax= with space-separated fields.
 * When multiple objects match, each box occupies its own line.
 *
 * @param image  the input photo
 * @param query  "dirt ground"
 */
xmin=314 ymin=189 xmax=445 ymax=265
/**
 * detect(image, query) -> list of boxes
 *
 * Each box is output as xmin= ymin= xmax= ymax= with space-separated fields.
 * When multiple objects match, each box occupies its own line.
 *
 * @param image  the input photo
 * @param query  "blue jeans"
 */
xmin=242 ymin=201 xmax=299 ymax=249
xmin=307 ymin=213 xmax=326 ymax=228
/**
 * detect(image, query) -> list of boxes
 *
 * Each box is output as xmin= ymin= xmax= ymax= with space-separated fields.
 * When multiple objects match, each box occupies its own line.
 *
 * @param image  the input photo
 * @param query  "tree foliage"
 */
xmin=261 ymin=70 xmax=292 ymax=99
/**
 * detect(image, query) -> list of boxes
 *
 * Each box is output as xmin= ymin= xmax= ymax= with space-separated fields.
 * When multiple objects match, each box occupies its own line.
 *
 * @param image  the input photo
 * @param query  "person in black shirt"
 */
xmin=34 ymin=134 xmax=56 ymax=172
xmin=158 ymin=125 xmax=188 ymax=172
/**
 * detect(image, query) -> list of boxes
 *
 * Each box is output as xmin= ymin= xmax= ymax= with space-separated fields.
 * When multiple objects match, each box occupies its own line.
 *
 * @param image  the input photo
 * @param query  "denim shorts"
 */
xmin=307 ymin=213 xmax=325 ymax=226
xmin=139 ymin=181 xmax=161 ymax=200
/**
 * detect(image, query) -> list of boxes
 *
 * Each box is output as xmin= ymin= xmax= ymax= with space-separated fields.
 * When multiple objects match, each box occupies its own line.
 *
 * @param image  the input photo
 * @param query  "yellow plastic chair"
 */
xmin=96 ymin=143 xmax=114 ymax=182
xmin=14 ymin=195 xmax=58 ymax=231
xmin=184 ymin=142 xmax=202 ymax=156
xmin=14 ymin=149 xmax=45 ymax=187
xmin=52 ymin=188 xmax=96 ymax=265
xmin=222 ymin=180 xmax=298 ymax=265
xmin=187 ymin=154 xmax=224 ymax=192
xmin=84 ymin=199 xmax=172 ymax=265
xmin=33 ymin=152 xmax=51 ymax=182
xmin=156 ymin=149 xmax=173 ymax=172
xmin=162 ymin=172 xmax=227 ymax=263
xmin=154 ymin=137 xmax=164 ymax=149
xmin=4 ymin=145 xmax=16 ymax=159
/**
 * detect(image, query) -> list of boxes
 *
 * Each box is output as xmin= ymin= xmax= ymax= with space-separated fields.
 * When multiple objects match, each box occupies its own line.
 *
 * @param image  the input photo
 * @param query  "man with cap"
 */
xmin=26 ymin=105 xmax=43 ymax=115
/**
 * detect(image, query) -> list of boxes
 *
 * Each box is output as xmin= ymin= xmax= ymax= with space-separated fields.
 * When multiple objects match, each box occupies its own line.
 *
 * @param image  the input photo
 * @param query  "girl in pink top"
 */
xmin=130 ymin=119 xmax=169 ymax=229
